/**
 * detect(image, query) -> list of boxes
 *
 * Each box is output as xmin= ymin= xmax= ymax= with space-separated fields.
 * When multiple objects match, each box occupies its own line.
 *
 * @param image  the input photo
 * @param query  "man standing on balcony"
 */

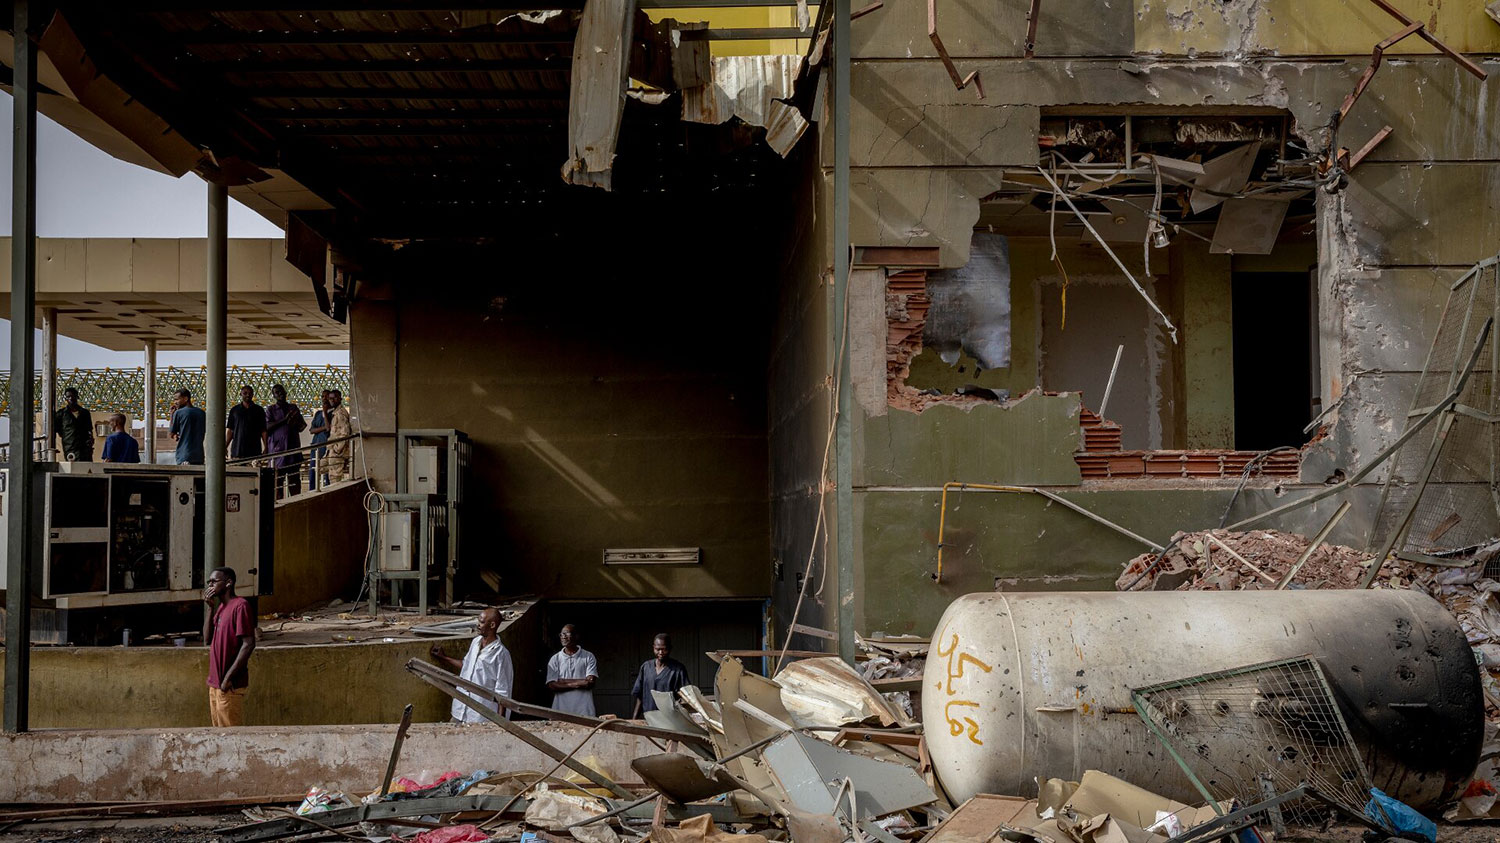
xmin=324 ymin=389 xmax=353 ymax=485
xmin=101 ymin=414 xmax=140 ymax=463
xmin=226 ymin=385 xmax=267 ymax=460
xmin=307 ymin=390 xmax=331 ymax=489
xmin=264 ymin=384 xmax=305 ymax=497
xmin=54 ymin=387 xmax=94 ymax=461
xmin=170 ymin=388 xmax=206 ymax=465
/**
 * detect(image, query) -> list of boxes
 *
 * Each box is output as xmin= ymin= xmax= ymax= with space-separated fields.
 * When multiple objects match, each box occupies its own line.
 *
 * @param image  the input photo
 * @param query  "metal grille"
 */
xmin=1132 ymin=656 xmax=1373 ymax=821
xmin=1371 ymin=257 xmax=1500 ymax=557
xmin=0 ymin=364 xmax=352 ymax=420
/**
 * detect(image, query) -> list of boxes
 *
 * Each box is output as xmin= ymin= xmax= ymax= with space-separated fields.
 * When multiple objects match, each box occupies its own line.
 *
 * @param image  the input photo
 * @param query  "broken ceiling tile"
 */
xmin=1188 ymin=142 xmax=1260 ymax=214
xmin=1209 ymin=196 xmax=1292 ymax=255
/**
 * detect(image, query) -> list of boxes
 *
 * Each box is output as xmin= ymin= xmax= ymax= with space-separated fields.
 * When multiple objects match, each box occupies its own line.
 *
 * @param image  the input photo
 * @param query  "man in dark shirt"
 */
xmin=264 ymin=383 xmax=305 ymax=496
xmin=101 ymin=414 xmax=140 ymax=463
xmin=169 ymin=388 xmax=206 ymax=465
xmin=226 ymin=385 xmax=267 ymax=460
xmin=631 ymin=633 xmax=691 ymax=718
xmin=203 ymin=566 xmax=256 ymax=727
xmin=54 ymin=387 xmax=94 ymax=461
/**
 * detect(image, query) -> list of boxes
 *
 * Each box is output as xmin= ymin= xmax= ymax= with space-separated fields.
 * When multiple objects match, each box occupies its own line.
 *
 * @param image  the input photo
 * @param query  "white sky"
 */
xmin=0 ymin=90 xmax=348 ymax=373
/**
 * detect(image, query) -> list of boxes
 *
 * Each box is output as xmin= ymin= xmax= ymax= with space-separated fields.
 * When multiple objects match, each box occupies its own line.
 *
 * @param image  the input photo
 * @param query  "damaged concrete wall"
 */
xmin=1 ymin=722 xmax=652 ymax=803
xmin=809 ymin=1 xmax=1500 ymax=636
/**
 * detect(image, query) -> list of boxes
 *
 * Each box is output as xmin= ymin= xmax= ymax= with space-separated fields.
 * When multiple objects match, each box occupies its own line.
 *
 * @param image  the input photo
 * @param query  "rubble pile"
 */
xmin=1120 ymin=529 xmax=1500 ymax=718
xmin=1116 ymin=528 xmax=1379 ymax=591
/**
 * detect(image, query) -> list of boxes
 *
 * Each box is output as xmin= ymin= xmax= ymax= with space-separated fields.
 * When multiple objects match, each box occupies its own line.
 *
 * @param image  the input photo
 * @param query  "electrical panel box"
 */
xmin=380 ymin=510 xmax=415 ymax=571
xmin=407 ymin=446 xmax=440 ymax=495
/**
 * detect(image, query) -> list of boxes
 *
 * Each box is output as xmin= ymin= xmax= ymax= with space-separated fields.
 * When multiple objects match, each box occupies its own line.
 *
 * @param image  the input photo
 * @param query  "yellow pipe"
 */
xmin=935 ymin=482 xmax=1163 ymax=583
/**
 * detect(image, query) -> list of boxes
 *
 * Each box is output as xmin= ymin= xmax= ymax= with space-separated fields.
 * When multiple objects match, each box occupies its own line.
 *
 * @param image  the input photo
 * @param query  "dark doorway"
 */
xmin=1231 ymin=271 xmax=1316 ymax=451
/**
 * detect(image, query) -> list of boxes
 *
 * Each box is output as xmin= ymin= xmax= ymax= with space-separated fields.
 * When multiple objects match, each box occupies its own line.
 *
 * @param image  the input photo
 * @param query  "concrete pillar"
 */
xmin=39 ymin=307 xmax=55 ymax=459
xmin=6 ymin=0 xmax=37 ymax=734
xmin=143 ymin=339 xmax=157 ymax=464
xmin=205 ymin=180 xmax=228 ymax=575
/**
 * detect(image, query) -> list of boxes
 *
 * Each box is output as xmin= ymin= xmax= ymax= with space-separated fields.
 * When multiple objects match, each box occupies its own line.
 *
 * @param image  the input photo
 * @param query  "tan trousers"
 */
xmin=325 ymin=444 xmax=350 ymax=484
xmin=209 ymin=687 xmax=246 ymax=727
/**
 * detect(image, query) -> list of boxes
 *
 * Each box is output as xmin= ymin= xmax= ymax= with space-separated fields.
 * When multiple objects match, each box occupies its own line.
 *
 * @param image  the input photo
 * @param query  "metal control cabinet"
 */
xmin=0 ymin=462 xmax=273 ymax=641
xmin=374 ymin=429 xmax=469 ymax=613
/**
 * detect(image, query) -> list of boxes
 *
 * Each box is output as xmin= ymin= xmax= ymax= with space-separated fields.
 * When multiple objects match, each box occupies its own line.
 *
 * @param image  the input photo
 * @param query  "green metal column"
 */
xmin=205 ymin=180 xmax=228 ymax=576
xmin=833 ymin=0 xmax=854 ymax=665
xmin=5 ymin=0 xmax=38 ymax=734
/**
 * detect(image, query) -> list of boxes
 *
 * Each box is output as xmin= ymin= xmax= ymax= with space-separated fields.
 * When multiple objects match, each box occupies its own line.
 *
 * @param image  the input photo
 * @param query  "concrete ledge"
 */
xmin=0 ymin=722 xmax=650 ymax=803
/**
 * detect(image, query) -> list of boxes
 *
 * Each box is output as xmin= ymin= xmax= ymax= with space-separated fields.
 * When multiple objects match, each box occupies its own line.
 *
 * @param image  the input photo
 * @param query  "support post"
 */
xmin=205 ymin=180 xmax=228 ymax=577
xmin=6 ymin=0 xmax=38 ymax=734
xmin=833 ymin=0 xmax=854 ymax=665
xmin=39 ymin=308 xmax=55 ymax=459
xmin=143 ymin=339 xmax=157 ymax=464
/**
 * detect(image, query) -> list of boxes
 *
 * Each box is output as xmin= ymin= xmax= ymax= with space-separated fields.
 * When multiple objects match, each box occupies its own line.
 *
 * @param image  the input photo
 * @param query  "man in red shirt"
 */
xmin=203 ymin=567 xmax=256 ymax=727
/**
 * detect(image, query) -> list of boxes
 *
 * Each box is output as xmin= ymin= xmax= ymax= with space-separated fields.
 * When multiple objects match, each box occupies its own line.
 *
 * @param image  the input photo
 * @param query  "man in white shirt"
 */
xmin=429 ymin=607 xmax=514 ymax=723
xmin=545 ymin=624 xmax=599 ymax=716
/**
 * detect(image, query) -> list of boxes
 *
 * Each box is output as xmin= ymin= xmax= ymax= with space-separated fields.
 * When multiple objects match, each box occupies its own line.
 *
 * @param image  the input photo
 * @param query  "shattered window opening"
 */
xmin=887 ymin=111 xmax=1320 ymax=480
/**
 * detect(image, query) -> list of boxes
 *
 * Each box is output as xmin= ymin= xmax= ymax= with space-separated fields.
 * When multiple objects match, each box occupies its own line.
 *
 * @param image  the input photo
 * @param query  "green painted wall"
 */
xmin=1176 ymin=243 xmax=1235 ymax=449
xmin=261 ymin=482 xmax=371 ymax=615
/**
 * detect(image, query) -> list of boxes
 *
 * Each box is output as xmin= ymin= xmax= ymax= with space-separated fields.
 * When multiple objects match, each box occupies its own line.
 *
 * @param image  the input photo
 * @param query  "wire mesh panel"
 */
xmin=1371 ymin=258 xmax=1500 ymax=557
xmin=1132 ymin=656 xmax=1373 ymax=821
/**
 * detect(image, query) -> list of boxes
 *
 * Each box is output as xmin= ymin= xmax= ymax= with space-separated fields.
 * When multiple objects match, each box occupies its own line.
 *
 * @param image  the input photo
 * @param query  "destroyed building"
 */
xmin=1 ymin=2 xmax=1500 ymax=836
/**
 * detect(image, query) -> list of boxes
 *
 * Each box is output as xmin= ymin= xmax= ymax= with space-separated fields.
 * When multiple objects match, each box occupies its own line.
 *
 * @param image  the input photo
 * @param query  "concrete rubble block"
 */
xmin=1341 ymin=162 xmax=1500 ymax=267
xmin=850 ymin=0 xmax=1134 ymax=60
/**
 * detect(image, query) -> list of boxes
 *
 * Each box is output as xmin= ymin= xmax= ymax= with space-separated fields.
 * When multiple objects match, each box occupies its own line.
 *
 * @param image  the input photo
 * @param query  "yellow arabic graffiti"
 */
xmin=944 ymin=700 xmax=984 ymax=744
xmin=936 ymin=632 xmax=993 ymax=745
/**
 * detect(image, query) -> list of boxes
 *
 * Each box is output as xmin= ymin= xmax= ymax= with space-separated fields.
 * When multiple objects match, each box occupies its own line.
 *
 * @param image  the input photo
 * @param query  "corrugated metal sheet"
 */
xmin=681 ymin=55 xmax=802 ymax=128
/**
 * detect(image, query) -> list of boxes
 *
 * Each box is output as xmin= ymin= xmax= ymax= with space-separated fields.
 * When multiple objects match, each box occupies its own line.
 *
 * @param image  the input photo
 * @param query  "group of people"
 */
xmin=429 ymin=618 xmax=691 ymax=724
xmin=47 ymin=385 xmax=352 ymax=491
xmin=224 ymin=384 xmax=353 ymax=495
xmin=200 ymin=570 xmax=693 ymax=728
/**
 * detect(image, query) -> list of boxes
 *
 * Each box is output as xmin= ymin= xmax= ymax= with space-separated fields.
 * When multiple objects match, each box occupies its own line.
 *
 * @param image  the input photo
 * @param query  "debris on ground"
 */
xmin=1119 ymin=528 xmax=1500 ymax=720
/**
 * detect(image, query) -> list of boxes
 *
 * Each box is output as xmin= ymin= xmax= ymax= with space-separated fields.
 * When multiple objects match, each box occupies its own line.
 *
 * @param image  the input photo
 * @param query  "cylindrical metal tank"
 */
xmin=922 ymin=590 xmax=1481 ymax=811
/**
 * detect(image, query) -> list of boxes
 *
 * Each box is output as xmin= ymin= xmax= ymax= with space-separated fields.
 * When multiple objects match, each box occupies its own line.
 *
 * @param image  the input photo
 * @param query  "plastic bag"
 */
xmin=295 ymin=787 xmax=349 ymax=815
xmin=1364 ymin=787 xmax=1436 ymax=843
